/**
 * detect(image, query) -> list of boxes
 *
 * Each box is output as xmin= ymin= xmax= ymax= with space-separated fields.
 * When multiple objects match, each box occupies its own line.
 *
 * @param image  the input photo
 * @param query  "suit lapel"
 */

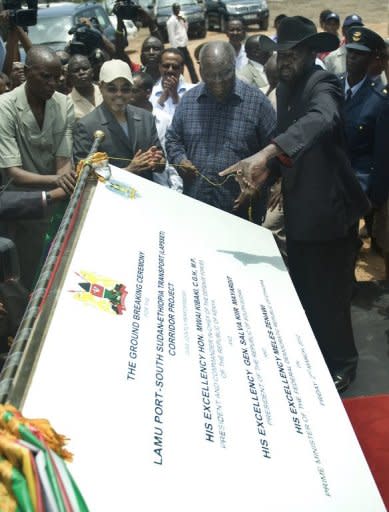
xmin=126 ymin=107 xmax=144 ymax=152
xmin=126 ymin=107 xmax=136 ymax=153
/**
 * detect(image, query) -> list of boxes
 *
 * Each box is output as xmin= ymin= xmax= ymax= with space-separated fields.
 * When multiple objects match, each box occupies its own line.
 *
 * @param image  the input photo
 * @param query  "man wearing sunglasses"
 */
xmin=150 ymin=48 xmax=195 ymax=123
xmin=73 ymin=59 xmax=163 ymax=179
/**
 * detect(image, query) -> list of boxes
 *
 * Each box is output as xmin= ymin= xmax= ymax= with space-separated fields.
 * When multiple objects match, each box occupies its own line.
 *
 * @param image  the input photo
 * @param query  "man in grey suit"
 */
xmin=73 ymin=60 xmax=163 ymax=180
xmin=237 ymin=35 xmax=272 ymax=93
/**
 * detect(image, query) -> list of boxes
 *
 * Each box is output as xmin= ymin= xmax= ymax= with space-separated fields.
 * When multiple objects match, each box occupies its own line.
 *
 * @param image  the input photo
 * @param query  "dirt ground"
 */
xmin=267 ymin=0 xmax=388 ymax=37
xmin=125 ymin=0 xmax=389 ymax=281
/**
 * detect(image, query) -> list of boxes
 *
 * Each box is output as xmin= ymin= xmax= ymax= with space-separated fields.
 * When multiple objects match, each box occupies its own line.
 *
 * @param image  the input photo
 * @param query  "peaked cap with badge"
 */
xmin=346 ymin=26 xmax=386 ymax=53
xmin=259 ymin=16 xmax=339 ymax=52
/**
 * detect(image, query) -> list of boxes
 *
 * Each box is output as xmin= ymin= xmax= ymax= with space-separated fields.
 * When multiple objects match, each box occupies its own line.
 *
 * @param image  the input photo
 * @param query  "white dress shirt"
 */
xmin=315 ymin=57 xmax=326 ymax=70
xmin=150 ymin=75 xmax=195 ymax=122
xmin=166 ymin=14 xmax=188 ymax=47
xmin=152 ymin=107 xmax=183 ymax=192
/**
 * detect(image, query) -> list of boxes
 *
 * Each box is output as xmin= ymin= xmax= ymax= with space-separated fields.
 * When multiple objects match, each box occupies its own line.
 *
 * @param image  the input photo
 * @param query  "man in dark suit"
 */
xmin=73 ymin=59 xmax=163 ymax=180
xmin=220 ymin=17 xmax=370 ymax=392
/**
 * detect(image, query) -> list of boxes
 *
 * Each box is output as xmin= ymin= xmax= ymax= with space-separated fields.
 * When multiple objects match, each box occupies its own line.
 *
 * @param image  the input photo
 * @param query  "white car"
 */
xmin=108 ymin=15 xmax=138 ymax=38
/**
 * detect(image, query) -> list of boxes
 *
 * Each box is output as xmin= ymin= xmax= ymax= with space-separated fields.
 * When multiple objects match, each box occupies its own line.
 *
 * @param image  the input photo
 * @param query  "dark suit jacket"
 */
xmin=0 ymin=191 xmax=44 ymax=220
xmin=73 ymin=103 xmax=162 ymax=178
xmin=340 ymin=76 xmax=389 ymax=206
xmin=273 ymin=68 xmax=370 ymax=241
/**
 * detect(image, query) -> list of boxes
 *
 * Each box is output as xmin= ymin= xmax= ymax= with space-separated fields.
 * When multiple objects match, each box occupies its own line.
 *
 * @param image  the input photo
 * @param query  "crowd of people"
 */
xmin=0 ymin=4 xmax=388 ymax=392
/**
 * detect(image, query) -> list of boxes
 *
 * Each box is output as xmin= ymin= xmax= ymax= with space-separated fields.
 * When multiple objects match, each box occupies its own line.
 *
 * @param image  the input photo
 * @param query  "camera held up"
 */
xmin=68 ymin=19 xmax=103 ymax=56
xmin=3 ymin=0 xmax=38 ymax=27
xmin=112 ymin=0 xmax=141 ymax=21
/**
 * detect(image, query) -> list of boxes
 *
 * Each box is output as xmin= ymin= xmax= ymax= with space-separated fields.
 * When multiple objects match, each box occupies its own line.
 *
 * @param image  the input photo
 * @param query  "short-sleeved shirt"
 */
xmin=0 ymin=83 xmax=74 ymax=179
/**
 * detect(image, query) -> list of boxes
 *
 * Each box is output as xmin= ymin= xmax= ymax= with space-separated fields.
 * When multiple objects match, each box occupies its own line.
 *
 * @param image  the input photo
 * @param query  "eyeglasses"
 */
xmin=104 ymin=84 xmax=132 ymax=94
xmin=161 ymin=63 xmax=182 ymax=71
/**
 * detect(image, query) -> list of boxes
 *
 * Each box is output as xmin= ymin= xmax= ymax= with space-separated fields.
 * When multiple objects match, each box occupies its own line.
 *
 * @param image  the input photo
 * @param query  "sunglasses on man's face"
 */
xmin=104 ymin=84 xmax=132 ymax=94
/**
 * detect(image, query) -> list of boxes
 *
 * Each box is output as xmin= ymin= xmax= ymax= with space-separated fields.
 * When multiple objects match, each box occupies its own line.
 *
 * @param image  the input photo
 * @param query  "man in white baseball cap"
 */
xmin=73 ymin=59 xmax=163 ymax=179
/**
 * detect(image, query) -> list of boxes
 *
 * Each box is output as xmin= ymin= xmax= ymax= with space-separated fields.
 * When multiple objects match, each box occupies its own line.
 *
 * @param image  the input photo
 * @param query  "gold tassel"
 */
xmin=0 ymin=405 xmax=73 ymax=462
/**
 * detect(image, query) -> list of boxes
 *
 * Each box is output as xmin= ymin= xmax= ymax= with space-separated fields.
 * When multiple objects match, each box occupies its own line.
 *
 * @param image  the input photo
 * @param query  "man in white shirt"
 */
xmin=150 ymin=48 xmax=195 ymax=122
xmin=226 ymin=19 xmax=248 ymax=71
xmin=166 ymin=3 xmax=199 ymax=83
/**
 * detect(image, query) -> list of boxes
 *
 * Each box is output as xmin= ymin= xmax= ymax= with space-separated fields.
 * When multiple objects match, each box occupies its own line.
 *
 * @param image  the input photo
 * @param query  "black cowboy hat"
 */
xmin=260 ymin=16 xmax=339 ymax=52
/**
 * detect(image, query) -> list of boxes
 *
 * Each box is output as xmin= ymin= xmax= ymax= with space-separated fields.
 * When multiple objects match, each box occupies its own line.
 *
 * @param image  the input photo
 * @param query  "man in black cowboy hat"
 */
xmin=220 ymin=16 xmax=370 ymax=392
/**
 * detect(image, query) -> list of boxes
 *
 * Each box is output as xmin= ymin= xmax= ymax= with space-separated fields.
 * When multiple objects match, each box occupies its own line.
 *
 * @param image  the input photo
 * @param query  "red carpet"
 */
xmin=343 ymin=394 xmax=389 ymax=509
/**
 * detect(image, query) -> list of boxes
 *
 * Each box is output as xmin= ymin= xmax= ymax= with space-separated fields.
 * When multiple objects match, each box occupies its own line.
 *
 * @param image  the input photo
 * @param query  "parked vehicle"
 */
xmin=154 ymin=0 xmax=207 ymax=42
xmin=28 ymin=2 xmax=115 ymax=52
xmin=206 ymin=0 xmax=269 ymax=32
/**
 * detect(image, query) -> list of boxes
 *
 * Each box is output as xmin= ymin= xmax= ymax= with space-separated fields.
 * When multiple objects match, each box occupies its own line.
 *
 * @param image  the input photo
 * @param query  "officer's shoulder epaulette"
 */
xmin=372 ymin=83 xmax=389 ymax=99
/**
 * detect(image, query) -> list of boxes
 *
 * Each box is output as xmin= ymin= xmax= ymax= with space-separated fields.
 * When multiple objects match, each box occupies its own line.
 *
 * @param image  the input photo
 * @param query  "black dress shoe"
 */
xmin=332 ymin=369 xmax=356 ymax=393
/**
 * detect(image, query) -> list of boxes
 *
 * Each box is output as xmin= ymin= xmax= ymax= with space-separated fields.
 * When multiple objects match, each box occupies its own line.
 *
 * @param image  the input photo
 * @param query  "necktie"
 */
xmin=346 ymin=89 xmax=353 ymax=102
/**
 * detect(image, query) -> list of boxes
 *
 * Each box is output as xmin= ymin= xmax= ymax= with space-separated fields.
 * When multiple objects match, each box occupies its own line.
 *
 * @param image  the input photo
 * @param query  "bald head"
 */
xmin=200 ymin=41 xmax=235 ymax=69
xmin=245 ymin=35 xmax=272 ymax=65
xmin=25 ymin=45 xmax=61 ymax=68
xmin=25 ymin=46 xmax=62 ymax=102
xmin=141 ymin=36 xmax=164 ymax=80
xmin=141 ymin=36 xmax=164 ymax=53
xmin=200 ymin=42 xmax=236 ymax=102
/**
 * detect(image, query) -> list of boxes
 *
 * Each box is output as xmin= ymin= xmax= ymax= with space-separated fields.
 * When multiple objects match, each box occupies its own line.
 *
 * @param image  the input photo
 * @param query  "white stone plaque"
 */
xmin=22 ymin=167 xmax=385 ymax=511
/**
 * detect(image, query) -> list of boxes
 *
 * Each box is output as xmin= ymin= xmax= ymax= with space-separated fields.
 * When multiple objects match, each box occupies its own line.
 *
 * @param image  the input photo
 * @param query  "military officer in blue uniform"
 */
xmin=340 ymin=27 xmax=389 ymax=210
